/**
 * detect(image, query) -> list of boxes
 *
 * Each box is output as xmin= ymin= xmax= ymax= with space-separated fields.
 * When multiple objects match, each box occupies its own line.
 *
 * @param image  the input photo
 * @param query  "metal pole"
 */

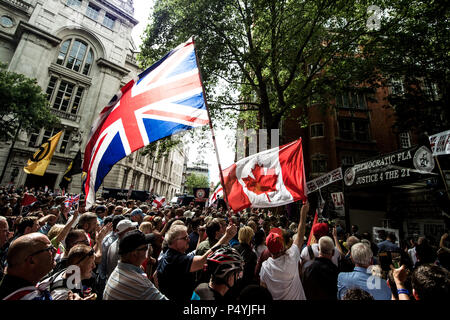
xmin=435 ymin=155 xmax=450 ymax=197
xmin=192 ymin=37 xmax=232 ymax=213
xmin=0 ymin=121 xmax=22 ymax=185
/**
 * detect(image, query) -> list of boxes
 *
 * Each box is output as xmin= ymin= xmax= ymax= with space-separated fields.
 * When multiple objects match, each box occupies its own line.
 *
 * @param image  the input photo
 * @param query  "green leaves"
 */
xmin=0 ymin=63 xmax=59 ymax=141
xmin=185 ymin=173 xmax=209 ymax=194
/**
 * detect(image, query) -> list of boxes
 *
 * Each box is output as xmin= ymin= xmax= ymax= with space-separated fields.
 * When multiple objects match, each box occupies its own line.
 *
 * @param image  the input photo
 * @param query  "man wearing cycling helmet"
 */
xmin=192 ymin=245 xmax=243 ymax=301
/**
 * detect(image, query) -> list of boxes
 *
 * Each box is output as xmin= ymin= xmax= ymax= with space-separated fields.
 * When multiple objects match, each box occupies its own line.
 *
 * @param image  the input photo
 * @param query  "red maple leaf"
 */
xmin=242 ymin=163 xmax=278 ymax=201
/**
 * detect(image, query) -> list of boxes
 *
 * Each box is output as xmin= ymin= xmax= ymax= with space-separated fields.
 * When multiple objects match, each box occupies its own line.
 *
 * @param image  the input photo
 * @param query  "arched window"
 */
xmin=56 ymin=38 xmax=94 ymax=75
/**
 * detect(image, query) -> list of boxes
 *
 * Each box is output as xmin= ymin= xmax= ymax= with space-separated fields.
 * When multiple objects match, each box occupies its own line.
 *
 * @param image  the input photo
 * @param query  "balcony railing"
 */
xmin=126 ymin=54 xmax=137 ymax=65
xmin=50 ymin=108 xmax=81 ymax=123
xmin=3 ymin=0 xmax=31 ymax=14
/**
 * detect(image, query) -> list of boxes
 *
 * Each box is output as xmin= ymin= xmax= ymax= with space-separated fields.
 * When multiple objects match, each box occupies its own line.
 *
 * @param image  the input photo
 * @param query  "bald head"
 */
xmin=7 ymin=233 xmax=50 ymax=267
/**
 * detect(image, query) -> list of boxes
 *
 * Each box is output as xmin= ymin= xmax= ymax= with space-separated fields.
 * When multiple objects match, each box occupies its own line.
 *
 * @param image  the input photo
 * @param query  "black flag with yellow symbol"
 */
xmin=59 ymin=150 xmax=83 ymax=189
xmin=24 ymin=131 xmax=62 ymax=176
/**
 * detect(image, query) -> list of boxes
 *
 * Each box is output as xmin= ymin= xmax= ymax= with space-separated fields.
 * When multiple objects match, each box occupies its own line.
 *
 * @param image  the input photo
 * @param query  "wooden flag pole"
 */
xmin=192 ymin=37 xmax=232 ymax=214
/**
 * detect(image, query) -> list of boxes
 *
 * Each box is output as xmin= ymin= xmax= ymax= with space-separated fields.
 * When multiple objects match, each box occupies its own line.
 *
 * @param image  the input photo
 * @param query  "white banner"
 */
xmin=306 ymin=168 xmax=343 ymax=194
xmin=429 ymin=129 xmax=450 ymax=156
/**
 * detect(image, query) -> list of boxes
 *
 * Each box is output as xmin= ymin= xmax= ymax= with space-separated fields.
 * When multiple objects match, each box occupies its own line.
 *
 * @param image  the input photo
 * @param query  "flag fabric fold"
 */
xmin=307 ymin=210 xmax=319 ymax=246
xmin=64 ymin=194 xmax=80 ymax=208
xmin=208 ymin=185 xmax=223 ymax=207
xmin=82 ymin=38 xmax=208 ymax=209
xmin=59 ymin=150 xmax=83 ymax=190
xmin=222 ymin=139 xmax=307 ymax=212
xmin=152 ymin=196 xmax=166 ymax=208
xmin=24 ymin=131 xmax=62 ymax=176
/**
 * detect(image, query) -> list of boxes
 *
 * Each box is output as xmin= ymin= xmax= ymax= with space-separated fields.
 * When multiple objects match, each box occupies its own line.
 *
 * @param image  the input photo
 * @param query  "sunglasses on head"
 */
xmin=73 ymin=249 xmax=95 ymax=265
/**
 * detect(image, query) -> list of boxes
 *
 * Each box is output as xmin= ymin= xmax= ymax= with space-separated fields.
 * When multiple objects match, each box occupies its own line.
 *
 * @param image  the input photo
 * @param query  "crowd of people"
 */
xmin=0 ymin=185 xmax=449 ymax=301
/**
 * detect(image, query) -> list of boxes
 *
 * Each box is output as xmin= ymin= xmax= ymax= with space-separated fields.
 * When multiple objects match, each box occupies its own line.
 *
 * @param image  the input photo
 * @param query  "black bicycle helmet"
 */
xmin=207 ymin=245 xmax=244 ymax=280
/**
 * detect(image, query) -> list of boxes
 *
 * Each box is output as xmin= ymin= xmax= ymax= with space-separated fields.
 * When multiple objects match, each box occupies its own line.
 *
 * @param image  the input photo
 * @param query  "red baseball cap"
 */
xmin=312 ymin=223 xmax=329 ymax=239
xmin=266 ymin=229 xmax=284 ymax=254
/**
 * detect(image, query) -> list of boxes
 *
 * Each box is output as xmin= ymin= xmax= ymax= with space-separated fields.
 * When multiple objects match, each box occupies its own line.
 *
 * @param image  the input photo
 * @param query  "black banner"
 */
xmin=102 ymin=187 xmax=150 ymax=201
xmin=193 ymin=187 xmax=210 ymax=201
xmin=343 ymin=145 xmax=437 ymax=189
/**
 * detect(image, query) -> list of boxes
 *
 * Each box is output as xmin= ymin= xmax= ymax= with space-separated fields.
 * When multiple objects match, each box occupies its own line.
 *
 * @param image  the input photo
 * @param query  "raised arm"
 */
xmin=54 ymin=209 xmax=79 ymax=245
xmin=190 ymin=223 xmax=237 ymax=272
xmin=293 ymin=201 xmax=309 ymax=249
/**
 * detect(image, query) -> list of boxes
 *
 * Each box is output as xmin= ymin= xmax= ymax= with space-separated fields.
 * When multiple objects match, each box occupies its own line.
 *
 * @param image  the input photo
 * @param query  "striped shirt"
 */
xmin=103 ymin=261 xmax=168 ymax=300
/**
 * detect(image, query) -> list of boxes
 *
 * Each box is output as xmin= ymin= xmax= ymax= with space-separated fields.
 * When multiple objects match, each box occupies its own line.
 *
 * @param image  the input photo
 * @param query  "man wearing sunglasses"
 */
xmin=0 ymin=232 xmax=56 ymax=300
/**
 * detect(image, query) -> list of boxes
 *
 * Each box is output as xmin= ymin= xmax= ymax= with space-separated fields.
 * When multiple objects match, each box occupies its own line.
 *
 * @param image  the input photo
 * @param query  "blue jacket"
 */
xmin=337 ymin=267 xmax=391 ymax=300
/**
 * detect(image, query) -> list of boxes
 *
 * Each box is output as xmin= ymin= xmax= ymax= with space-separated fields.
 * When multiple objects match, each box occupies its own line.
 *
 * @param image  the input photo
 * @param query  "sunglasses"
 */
xmin=29 ymin=244 xmax=56 ymax=257
xmin=136 ymin=244 xmax=149 ymax=251
xmin=73 ymin=249 xmax=95 ymax=265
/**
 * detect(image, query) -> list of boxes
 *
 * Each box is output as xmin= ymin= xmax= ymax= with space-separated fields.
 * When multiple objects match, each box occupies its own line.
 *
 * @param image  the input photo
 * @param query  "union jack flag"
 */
xmin=64 ymin=194 xmax=80 ymax=208
xmin=83 ymin=38 xmax=209 ymax=208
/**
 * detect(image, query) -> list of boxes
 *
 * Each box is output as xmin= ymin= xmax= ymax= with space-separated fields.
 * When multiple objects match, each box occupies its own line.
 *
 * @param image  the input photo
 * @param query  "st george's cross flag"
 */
xmin=222 ymin=139 xmax=307 ymax=212
xmin=152 ymin=196 xmax=166 ymax=208
xmin=83 ymin=38 xmax=209 ymax=209
xmin=208 ymin=185 xmax=223 ymax=207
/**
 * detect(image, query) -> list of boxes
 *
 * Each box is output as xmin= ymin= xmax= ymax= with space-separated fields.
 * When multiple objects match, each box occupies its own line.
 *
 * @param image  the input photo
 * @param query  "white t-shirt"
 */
xmin=259 ymin=243 xmax=306 ymax=300
xmin=255 ymin=244 xmax=268 ymax=260
xmin=300 ymin=243 xmax=340 ymax=267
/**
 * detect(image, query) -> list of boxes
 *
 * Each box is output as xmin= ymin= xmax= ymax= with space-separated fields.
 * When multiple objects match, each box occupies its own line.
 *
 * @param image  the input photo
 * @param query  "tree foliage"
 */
xmin=184 ymin=173 xmax=209 ymax=194
xmin=0 ymin=63 xmax=59 ymax=141
xmin=139 ymin=0 xmax=375 ymax=132
xmin=358 ymin=0 xmax=450 ymax=136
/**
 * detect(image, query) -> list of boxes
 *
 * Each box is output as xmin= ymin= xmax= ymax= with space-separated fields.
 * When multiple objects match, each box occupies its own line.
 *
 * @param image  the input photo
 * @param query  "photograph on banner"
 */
xmin=429 ymin=129 xmax=450 ymax=156
xmin=372 ymin=226 xmax=400 ymax=246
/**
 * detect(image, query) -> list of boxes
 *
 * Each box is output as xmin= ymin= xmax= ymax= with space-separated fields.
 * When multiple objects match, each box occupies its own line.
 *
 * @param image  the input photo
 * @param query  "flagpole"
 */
xmin=192 ymin=37 xmax=232 ymax=214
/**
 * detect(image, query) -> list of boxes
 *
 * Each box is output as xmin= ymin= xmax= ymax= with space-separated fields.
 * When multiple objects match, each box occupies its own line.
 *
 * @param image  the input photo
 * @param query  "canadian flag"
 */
xmin=208 ymin=185 xmax=223 ymax=207
xmin=152 ymin=196 xmax=166 ymax=208
xmin=222 ymin=139 xmax=307 ymax=212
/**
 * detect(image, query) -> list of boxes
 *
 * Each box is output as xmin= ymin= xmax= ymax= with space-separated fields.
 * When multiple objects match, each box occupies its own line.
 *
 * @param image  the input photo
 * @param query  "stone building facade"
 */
xmin=0 ymin=0 xmax=186 ymax=200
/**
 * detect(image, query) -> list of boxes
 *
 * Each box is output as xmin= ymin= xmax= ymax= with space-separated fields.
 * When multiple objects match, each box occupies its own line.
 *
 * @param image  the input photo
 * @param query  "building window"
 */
xmin=390 ymin=78 xmax=404 ymax=95
xmin=312 ymin=158 xmax=327 ymax=173
xmin=0 ymin=16 xmax=13 ymax=28
xmin=336 ymin=91 xmax=366 ymax=109
xmin=59 ymin=131 xmax=71 ymax=154
xmin=56 ymin=39 xmax=94 ymax=76
xmin=86 ymin=3 xmax=100 ymax=20
xmin=67 ymin=0 xmax=82 ymax=7
xmin=339 ymin=118 xmax=370 ymax=141
xmin=46 ymin=76 xmax=85 ymax=115
xmin=424 ymin=82 xmax=439 ymax=100
xmin=310 ymin=123 xmax=324 ymax=138
xmin=399 ymin=132 xmax=411 ymax=149
xmin=103 ymin=13 xmax=116 ymax=29
xmin=341 ymin=155 xmax=354 ymax=166
xmin=28 ymin=129 xmax=40 ymax=147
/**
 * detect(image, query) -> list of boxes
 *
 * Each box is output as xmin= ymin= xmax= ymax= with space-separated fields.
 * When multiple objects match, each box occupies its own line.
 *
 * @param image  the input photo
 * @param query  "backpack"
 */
xmin=300 ymin=245 xmax=315 ymax=283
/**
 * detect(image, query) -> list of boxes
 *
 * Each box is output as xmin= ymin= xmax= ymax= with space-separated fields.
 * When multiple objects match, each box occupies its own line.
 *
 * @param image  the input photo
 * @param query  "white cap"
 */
xmin=183 ymin=210 xmax=194 ymax=219
xmin=116 ymin=219 xmax=138 ymax=233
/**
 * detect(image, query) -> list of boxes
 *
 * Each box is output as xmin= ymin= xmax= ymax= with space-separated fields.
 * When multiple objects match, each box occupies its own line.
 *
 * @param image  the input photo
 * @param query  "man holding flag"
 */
xmin=82 ymin=38 xmax=210 ymax=209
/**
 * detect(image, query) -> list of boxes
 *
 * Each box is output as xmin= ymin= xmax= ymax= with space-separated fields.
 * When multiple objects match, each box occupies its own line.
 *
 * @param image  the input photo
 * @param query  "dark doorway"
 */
xmin=25 ymin=173 xmax=58 ymax=190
